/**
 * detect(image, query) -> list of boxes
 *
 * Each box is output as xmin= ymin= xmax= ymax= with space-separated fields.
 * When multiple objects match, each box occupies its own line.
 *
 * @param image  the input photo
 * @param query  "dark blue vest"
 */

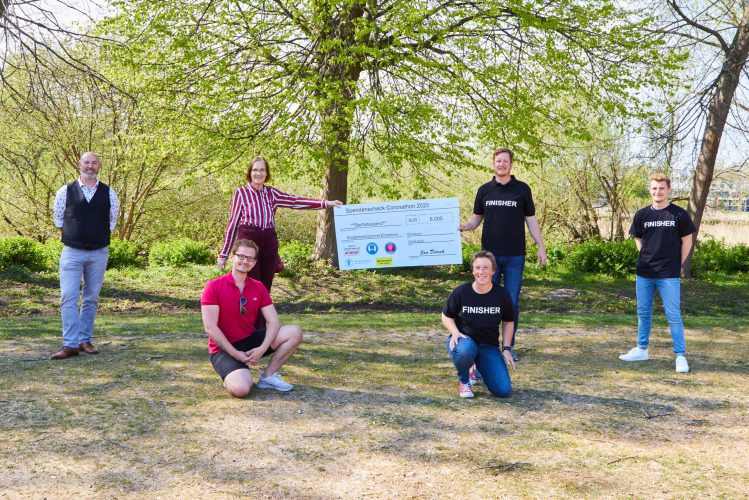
xmin=61 ymin=181 xmax=111 ymax=250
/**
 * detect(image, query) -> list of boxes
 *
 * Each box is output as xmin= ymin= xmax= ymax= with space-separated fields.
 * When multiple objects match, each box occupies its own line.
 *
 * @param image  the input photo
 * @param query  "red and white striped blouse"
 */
xmin=219 ymin=184 xmax=327 ymax=258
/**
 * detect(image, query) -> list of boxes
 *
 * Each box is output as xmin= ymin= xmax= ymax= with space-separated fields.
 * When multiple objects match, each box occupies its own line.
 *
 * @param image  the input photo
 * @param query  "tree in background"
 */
xmin=656 ymin=0 xmax=749 ymax=277
xmin=0 ymin=44 xmax=228 ymax=245
xmin=105 ymin=0 xmax=679 ymax=265
xmin=0 ymin=0 xmax=116 ymax=104
xmin=536 ymin=125 xmax=647 ymax=243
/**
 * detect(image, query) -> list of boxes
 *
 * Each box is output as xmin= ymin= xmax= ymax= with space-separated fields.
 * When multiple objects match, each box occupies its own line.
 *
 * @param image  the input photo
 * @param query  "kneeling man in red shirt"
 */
xmin=201 ymin=239 xmax=302 ymax=397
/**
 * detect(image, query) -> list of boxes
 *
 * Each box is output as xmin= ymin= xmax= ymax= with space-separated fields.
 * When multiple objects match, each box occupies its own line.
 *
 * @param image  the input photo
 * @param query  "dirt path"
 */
xmin=1 ymin=325 xmax=747 ymax=498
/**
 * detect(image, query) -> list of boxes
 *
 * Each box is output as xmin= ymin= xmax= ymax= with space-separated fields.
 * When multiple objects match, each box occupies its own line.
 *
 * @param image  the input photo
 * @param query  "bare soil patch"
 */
xmin=1 ymin=319 xmax=747 ymax=498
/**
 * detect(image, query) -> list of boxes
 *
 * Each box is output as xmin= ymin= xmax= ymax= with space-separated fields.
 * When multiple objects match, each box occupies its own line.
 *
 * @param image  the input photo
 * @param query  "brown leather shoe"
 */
xmin=79 ymin=342 xmax=99 ymax=354
xmin=50 ymin=346 xmax=80 ymax=360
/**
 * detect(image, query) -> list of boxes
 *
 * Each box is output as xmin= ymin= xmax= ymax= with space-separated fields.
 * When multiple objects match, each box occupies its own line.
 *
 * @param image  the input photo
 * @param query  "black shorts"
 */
xmin=209 ymin=330 xmax=275 ymax=380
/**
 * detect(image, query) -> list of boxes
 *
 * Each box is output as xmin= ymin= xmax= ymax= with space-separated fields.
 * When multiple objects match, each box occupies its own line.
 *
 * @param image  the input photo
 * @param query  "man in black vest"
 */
xmin=50 ymin=152 xmax=119 ymax=360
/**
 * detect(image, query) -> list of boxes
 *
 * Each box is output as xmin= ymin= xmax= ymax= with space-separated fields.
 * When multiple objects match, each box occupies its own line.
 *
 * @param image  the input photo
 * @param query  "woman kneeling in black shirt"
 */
xmin=442 ymin=250 xmax=516 ymax=398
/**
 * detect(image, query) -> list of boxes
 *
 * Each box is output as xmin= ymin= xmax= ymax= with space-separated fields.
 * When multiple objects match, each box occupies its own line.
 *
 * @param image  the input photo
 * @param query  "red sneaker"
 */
xmin=459 ymin=382 xmax=474 ymax=398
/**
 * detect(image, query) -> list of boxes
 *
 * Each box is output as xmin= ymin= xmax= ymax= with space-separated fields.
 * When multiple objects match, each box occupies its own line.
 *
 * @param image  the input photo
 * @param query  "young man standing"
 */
xmin=620 ymin=173 xmax=696 ymax=373
xmin=459 ymin=148 xmax=547 ymax=361
xmin=201 ymin=239 xmax=303 ymax=398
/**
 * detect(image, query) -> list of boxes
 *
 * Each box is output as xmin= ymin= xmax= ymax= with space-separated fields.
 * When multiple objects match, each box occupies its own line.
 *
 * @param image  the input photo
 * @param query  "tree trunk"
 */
xmin=313 ymin=145 xmax=349 ymax=266
xmin=572 ymin=170 xmax=600 ymax=240
xmin=312 ymin=84 xmax=358 ymax=265
xmin=311 ymin=2 xmax=364 ymax=266
xmin=684 ymin=4 xmax=749 ymax=277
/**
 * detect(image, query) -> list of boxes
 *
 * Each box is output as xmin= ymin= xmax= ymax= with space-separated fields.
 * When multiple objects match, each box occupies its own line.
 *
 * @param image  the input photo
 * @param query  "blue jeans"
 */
xmin=446 ymin=336 xmax=511 ymax=397
xmin=59 ymin=246 xmax=109 ymax=348
xmin=635 ymin=276 xmax=686 ymax=355
xmin=491 ymin=254 xmax=525 ymax=343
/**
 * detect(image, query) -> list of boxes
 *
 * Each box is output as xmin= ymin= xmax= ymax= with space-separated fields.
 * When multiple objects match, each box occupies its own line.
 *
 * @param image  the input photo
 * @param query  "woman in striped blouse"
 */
xmin=217 ymin=156 xmax=342 ymax=291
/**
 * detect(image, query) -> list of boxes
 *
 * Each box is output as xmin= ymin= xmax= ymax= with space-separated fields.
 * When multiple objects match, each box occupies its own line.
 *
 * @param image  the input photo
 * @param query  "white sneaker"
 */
xmin=619 ymin=347 xmax=649 ymax=362
xmin=675 ymin=356 xmax=689 ymax=374
xmin=257 ymin=372 xmax=294 ymax=391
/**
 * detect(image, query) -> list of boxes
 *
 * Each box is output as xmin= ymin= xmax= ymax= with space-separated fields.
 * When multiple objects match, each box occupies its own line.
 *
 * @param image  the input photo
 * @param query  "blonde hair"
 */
xmin=649 ymin=173 xmax=671 ymax=188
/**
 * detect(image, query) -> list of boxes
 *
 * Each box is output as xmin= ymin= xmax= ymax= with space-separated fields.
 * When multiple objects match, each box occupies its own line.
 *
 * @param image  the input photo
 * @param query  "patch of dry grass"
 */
xmin=1 ymin=315 xmax=747 ymax=498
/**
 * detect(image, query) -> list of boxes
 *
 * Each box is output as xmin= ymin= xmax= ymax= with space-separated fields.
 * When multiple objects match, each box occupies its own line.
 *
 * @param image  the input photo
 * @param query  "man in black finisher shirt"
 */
xmin=460 ymin=148 xmax=547 ymax=362
xmin=619 ymin=173 xmax=696 ymax=374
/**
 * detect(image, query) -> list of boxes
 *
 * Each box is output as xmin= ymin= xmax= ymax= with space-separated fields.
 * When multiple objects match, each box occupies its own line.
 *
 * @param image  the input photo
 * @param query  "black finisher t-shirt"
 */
xmin=473 ymin=176 xmax=535 ymax=256
xmin=629 ymin=203 xmax=696 ymax=278
xmin=443 ymin=282 xmax=515 ymax=346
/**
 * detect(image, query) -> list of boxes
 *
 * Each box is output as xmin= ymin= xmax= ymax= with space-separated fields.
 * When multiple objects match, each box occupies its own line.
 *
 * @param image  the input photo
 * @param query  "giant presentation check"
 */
xmin=333 ymin=197 xmax=462 ymax=270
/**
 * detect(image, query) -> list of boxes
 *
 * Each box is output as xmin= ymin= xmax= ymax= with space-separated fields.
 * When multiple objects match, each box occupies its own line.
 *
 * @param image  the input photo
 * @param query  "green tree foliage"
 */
xmin=0 ymin=1 xmax=112 ymax=105
xmin=535 ymin=125 xmax=648 ymax=243
xmin=104 ymin=0 xmax=682 ymax=263
xmin=0 ymin=44 xmax=230 ymax=246
xmin=653 ymin=1 xmax=749 ymax=277
xmin=277 ymin=240 xmax=315 ymax=278
xmin=41 ymin=239 xmax=63 ymax=269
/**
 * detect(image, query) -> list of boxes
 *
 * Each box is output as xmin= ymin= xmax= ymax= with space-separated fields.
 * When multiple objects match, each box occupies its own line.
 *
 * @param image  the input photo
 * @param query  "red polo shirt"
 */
xmin=200 ymin=272 xmax=272 ymax=354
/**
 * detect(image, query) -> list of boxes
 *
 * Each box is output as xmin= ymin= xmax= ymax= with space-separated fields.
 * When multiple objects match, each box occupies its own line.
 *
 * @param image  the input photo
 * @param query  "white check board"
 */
xmin=333 ymin=197 xmax=463 ymax=270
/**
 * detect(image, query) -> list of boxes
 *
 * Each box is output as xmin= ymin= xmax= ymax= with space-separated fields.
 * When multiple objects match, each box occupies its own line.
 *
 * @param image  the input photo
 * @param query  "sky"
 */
xmin=38 ymin=0 xmax=108 ymax=27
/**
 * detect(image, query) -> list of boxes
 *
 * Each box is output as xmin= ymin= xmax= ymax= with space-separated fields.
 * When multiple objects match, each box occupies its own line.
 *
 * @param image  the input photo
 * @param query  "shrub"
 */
xmin=566 ymin=239 xmax=638 ymax=277
xmin=457 ymin=243 xmax=566 ymax=274
xmin=527 ymin=244 xmax=567 ymax=265
xmin=693 ymin=239 xmax=749 ymax=274
xmin=0 ymin=236 xmax=47 ymax=270
xmin=450 ymin=243 xmax=569 ymax=273
xmin=28 ymin=238 xmax=141 ymax=270
xmin=692 ymin=239 xmax=724 ymax=274
xmin=453 ymin=243 xmax=481 ymax=272
xmin=726 ymin=244 xmax=749 ymax=273
xmin=148 ymin=238 xmax=213 ymax=267
xmin=41 ymin=239 xmax=64 ymax=269
xmin=108 ymin=238 xmax=142 ymax=269
xmin=278 ymin=240 xmax=314 ymax=277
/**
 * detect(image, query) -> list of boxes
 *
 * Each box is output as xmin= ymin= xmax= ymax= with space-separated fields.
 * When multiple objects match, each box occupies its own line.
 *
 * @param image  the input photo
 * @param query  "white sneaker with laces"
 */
xmin=675 ymin=356 xmax=689 ymax=374
xmin=257 ymin=372 xmax=294 ymax=391
xmin=619 ymin=347 xmax=649 ymax=362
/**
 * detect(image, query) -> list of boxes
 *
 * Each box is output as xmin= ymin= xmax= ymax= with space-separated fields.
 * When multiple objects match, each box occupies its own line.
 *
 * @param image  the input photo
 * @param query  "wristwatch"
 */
xmin=502 ymin=346 xmax=511 ymax=351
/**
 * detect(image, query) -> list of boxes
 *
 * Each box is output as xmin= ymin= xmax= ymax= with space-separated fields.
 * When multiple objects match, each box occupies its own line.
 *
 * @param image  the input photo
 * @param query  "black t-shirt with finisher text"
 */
xmin=473 ymin=176 xmax=535 ymax=256
xmin=443 ymin=282 xmax=515 ymax=346
xmin=629 ymin=203 xmax=696 ymax=278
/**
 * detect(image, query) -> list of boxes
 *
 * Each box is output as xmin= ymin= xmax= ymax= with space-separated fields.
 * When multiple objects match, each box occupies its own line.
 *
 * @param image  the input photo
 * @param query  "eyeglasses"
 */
xmin=239 ymin=296 xmax=247 ymax=315
xmin=234 ymin=253 xmax=256 ymax=262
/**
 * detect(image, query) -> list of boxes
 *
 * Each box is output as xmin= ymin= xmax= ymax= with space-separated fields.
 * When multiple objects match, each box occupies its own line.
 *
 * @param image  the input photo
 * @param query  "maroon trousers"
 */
xmin=237 ymin=225 xmax=279 ymax=330
xmin=236 ymin=225 xmax=279 ymax=292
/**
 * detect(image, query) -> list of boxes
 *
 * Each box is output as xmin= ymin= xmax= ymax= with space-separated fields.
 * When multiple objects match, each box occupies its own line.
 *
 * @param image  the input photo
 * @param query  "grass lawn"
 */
xmin=2 ymin=262 xmax=748 ymax=318
xmin=1 ymin=312 xmax=747 ymax=498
